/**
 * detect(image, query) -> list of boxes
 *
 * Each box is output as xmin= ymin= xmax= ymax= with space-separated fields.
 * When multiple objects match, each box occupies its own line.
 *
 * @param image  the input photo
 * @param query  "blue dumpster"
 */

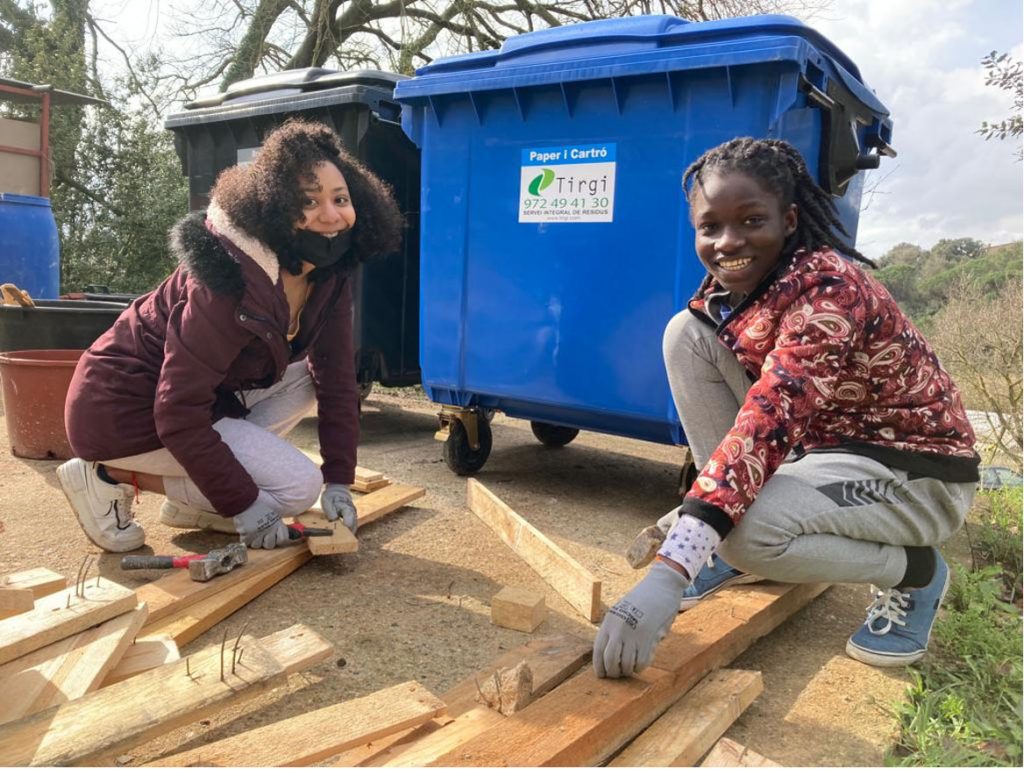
xmin=395 ymin=14 xmax=894 ymax=474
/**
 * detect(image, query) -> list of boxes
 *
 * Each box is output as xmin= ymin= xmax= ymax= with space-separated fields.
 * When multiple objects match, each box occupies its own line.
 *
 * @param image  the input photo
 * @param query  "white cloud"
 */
xmin=809 ymin=0 xmax=1023 ymax=258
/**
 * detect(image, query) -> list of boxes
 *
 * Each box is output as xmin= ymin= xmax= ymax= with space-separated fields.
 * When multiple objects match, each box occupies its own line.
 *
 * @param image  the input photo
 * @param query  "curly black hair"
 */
xmin=682 ymin=137 xmax=873 ymax=267
xmin=210 ymin=118 xmax=405 ymax=278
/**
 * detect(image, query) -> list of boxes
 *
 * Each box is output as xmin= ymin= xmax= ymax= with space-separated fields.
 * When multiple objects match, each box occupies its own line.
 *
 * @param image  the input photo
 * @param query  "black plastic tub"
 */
xmin=0 ymin=299 xmax=127 ymax=353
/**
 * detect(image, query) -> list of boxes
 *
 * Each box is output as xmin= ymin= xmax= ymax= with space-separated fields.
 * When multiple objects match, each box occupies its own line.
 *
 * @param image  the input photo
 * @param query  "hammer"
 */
xmin=120 ymin=542 xmax=248 ymax=582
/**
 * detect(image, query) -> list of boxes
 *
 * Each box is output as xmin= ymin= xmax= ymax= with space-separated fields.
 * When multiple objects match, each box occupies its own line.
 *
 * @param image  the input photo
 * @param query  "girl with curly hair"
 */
xmin=57 ymin=119 xmax=404 ymax=552
xmin=595 ymin=137 xmax=979 ymax=677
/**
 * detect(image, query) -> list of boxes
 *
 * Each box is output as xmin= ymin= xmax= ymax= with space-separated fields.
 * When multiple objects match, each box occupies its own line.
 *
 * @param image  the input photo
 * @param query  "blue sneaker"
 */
xmin=845 ymin=549 xmax=950 ymax=667
xmin=679 ymin=554 xmax=763 ymax=610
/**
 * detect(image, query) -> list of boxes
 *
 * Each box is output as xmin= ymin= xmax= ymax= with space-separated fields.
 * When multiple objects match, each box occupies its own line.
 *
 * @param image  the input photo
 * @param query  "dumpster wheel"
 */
xmin=443 ymin=414 xmax=493 ymax=475
xmin=530 ymin=421 xmax=579 ymax=448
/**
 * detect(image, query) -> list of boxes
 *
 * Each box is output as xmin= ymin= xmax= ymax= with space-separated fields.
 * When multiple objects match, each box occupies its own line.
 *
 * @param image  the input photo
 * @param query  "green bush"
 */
xmin=887 ymin=487 xmax=1024 ymax=768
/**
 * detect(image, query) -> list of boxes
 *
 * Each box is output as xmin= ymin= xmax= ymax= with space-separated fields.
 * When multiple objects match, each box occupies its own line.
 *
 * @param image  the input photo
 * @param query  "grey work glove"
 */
xmin=232 ymin=494 xmax=292 ymax=549
xmin=593 ymin=560 xmax=690 ymax=678
xmin=321 ymin=483 xmax=357 ymax=534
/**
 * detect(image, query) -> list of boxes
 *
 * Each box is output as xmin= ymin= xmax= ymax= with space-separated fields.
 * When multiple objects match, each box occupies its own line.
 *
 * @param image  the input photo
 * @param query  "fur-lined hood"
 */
xmin=168 ymin=203 xmax=280 ymax=298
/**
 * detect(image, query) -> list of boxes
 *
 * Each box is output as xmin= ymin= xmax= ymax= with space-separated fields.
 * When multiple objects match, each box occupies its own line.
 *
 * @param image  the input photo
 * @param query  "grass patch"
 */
xmin=887 ymin=489 xmax=1023 ymax=766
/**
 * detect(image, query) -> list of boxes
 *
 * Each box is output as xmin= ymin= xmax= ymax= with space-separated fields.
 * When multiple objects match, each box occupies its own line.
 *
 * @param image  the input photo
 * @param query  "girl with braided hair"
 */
xmin=595 ymin=137 xmax=979 ymax=678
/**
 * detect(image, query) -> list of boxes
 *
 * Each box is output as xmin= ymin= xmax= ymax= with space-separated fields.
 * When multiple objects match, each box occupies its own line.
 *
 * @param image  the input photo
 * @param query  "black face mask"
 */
xmin=293 ymin=228 xmax=353 ymax=269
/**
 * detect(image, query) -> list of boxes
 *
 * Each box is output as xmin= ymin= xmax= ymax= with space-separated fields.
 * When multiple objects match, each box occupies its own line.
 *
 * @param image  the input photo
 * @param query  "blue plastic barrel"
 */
xmin=0 ymin=193 xmax=60 ymax=299
xmin=396 ymin=14 xmax=894 ymax=460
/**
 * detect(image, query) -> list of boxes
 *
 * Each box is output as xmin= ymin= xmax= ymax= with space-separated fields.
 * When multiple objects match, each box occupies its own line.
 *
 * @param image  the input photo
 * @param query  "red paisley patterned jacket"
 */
xmin=680 ymin=248 xmax=980 ymax=538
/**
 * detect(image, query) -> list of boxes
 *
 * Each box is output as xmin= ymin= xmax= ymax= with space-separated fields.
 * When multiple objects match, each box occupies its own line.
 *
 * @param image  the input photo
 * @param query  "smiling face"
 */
xmin=295 ymin=161 xmax=356 ymax=237
xmin=690 ymin=171 xmax=798 ymax=296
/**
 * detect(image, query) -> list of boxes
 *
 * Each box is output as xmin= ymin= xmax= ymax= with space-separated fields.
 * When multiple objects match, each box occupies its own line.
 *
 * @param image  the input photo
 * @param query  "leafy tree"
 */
xmin=0 ymin=1 xmax=186 ymax=293
xmin=978 ymin=51 xmax=1023 ymax=161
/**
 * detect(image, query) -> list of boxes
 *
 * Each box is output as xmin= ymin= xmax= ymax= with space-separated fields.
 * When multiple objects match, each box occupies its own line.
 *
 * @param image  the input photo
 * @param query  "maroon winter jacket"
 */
xmin=680 ymin=248 xmax=979 ymax=539
xmin=65 ymin=208 xmax=359 ymax=516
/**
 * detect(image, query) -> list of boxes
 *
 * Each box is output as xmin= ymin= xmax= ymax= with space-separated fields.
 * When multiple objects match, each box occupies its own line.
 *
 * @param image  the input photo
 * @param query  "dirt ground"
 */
xmin=0 ymin=388 xmax=935 ymax=766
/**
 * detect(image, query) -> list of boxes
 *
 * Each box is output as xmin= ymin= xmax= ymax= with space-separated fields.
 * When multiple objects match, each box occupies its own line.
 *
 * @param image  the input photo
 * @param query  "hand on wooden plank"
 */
xmin=321 ymin=483 xmax=358 ymax=534
xmin=593 ymin=561 xmax=690 ymax=679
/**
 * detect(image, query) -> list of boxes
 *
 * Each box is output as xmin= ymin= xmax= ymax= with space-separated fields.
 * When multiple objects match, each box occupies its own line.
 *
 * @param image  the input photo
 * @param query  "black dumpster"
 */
xmin=0 ymin=299 xmax=128 ymax=352
xmin=164 ymin=68 xmax=420 ymax=392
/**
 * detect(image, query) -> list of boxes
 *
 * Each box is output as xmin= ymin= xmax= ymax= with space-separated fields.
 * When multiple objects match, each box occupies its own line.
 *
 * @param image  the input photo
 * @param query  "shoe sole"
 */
xmin=56 ymin=462 xmax=144 ymax=553
xmin=160 ymin=504 xmax=236 ymax=534
xmin=679 ymin=572 xmax=764 ymax=611
xmin=844 ymin=567 xmax=951 ymax=668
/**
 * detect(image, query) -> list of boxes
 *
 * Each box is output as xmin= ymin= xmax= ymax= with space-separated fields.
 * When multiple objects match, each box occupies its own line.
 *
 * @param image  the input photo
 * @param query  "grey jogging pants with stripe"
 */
xmin=662 ymin=310 xmax=975 ymax=589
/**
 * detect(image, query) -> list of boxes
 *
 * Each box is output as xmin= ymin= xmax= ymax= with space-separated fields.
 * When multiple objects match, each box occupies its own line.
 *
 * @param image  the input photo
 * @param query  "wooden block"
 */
xmin=0 ymin=588 xmax=34 ymax=620
xmin=0 ymin=567 xmax=66 ymax=599
xmin=475 ymin=660 xmax=533 ymax=715
xmin=700 ymin=738 xmax=780 ymax=767
xmin=140 ymin=551 xmax=312 ymax=645
xmin=292 ymin=510 xmax=359 ymax=556
xmin=609 ymin=669 xmax=763 ymax=766
xmin=441 ymin=633 xmax=591 ymax=718
xmin=356 ymin=483 xmax=426 ymax=527
xmin=427 ymin=582 xmax=827 ymax=767
xmin=102 ymin=635 xmax=180 ymax=687
xmin=136 ymin=543 xmax=311 ymax=625
xmin=468 ymin=479 xmax=602 ymax=622
xmin=355 ymin=466 xmax=385 ymax=483
xmin=0 ymin=577 xmax=137 ymax=666
xmin=149 ymin=680 xmax=447 ymax=767
xmin=491 ymin=586 xmax=546 ymax=633
xmin=330 ymin=634 xmax=590 ymax=767
xmin=0 ymin=604 xmax=149 ymax=725
xmin=0 ymin=634 xmax=284 ymax=766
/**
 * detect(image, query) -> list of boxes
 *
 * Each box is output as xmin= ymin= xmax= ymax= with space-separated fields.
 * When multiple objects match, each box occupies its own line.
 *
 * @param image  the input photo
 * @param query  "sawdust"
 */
xmin=0 ymin=390 xmax=925 ymax=766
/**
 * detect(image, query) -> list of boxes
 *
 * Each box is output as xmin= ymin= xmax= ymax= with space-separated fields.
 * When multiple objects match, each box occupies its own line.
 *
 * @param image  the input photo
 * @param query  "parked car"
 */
xmin=978 ymin=466 xmax=1024 ymax=491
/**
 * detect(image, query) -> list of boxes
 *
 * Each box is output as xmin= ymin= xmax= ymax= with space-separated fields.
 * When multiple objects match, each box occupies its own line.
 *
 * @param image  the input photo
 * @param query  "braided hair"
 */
xmin=682 ymin=137 xmax=873 ymax=267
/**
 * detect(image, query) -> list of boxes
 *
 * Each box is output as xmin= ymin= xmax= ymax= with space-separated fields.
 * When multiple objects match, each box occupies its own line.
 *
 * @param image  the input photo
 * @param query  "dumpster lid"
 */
xmin=184 ymin=68 xmax=406 ymax=109
xmin=396 ymin=14 xmax=885 ymax=117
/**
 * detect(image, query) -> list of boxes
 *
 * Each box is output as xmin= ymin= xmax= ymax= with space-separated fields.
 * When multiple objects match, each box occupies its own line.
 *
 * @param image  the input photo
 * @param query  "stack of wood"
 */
xmin=133 ymin=579 xmax=820 ymax=766
xmin=1 ymin=471 xmax=815 ymax=766
xmin=0 ymin=475 xmax=426 ymax=767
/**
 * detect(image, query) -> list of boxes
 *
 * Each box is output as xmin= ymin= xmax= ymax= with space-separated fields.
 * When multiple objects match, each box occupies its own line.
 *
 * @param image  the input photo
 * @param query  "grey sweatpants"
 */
xmin=104 ymin=361 xmax=321 ymax=517
xmin=661 ymin=310 xmax=974 ymax=588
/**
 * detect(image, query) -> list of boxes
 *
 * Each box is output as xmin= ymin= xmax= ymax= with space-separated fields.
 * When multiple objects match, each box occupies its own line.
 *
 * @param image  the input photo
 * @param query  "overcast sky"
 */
xmin=95 ymin=0 xmax=1023 ymax=261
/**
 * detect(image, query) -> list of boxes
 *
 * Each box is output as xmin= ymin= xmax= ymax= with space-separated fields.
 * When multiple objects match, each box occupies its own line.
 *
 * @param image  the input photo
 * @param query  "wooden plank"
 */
xmin=292 ymin=510 xmax=359 ymax=556
xmin=0 ymin=604 xmax=148 ymax=725
xmin=353 ymin=477 xmax=391 ymax=493
xmin=375 ymin=707 xmax=505 ymax=767
xmin=0 ymin=624 xmax=329 ymax=767
xmin=1 ymin=567 xmax=66 ymax=599
xmin=609 ymin=669 xmax=763 ymax=766
xmin=149 ymin=680 xmax=447 ymax=767
xmin=355 ymin=467 xmax=385 ymax=483
xmin=700 ymin=738 xmax=780 ymax=767
xmin=467 ymin=479 xmax=602 ymax=622
xmin=141 ymin=554 xmax=311 ymax=643
xmin=136 ymin=543 xmax=311 ymax=625
xmin=0 ymin=578 xmax=137 ymax=666
xmin=257 ymin=624 xmax=335 ymax=675
xmin=102 ymin=635 xmax=180 ymax=687
xmin=140 ymin=550 xmax=312 ymax=645
xmin=0 ymin=635 xmax=281 ymax=767
xmin=356 ymin=484 xmax=426 ymax=527
xmin=330 ymin=634 xmax=591 ymax=767
xmin=428 ymin=582 xmax=827 ymax=767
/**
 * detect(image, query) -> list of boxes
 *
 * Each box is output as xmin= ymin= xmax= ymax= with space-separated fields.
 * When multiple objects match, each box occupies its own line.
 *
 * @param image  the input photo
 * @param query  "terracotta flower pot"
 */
xmin=0 ymin=349 xmax=83 ymax=459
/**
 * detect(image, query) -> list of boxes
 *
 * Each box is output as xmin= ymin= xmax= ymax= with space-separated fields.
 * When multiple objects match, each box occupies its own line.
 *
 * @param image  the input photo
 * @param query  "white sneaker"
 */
xmin=56 ymin=459 xmax=145 ymax=552
xmin=159 ymin=499 xmax=236 ymax=534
